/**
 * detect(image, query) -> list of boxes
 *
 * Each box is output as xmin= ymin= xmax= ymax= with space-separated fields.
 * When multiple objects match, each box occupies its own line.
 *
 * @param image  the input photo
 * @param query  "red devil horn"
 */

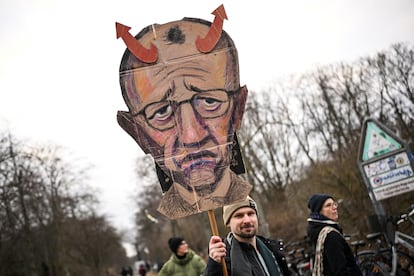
xmin=196 ymin=4 xmax=228 ymax=53
xmin=116 ymin=22 xmax=158 ymax=63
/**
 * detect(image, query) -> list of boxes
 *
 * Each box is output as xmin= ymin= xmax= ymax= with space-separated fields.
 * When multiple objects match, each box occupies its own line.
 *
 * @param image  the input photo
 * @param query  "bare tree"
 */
xmin=130 ymin=42 xmax=414 ymax=250
xmin=0 ymin=131 xmax=127 ymax=275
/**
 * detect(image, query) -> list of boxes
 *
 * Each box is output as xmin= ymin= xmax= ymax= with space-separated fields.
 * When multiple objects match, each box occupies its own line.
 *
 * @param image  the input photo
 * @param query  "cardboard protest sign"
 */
xmin=116 ymin=4 xmax=252 ymax=219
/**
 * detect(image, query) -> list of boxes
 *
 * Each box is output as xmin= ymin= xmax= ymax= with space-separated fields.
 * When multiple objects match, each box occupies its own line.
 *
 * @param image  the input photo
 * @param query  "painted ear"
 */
xmin=117 ymin=111 xmax=151 ymax=154
xmin=232 ymin=85 xmax=248 ymax=130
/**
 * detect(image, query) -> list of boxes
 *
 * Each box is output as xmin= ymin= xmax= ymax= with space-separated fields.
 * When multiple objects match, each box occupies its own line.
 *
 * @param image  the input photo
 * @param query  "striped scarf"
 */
xmin=312 ymin=226 xmax=340 ymax=276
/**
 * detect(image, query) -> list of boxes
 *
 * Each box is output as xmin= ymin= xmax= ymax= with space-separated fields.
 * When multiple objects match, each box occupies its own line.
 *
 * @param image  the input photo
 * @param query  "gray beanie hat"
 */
xmin=223 ymin=196 xmax=257 ymax=225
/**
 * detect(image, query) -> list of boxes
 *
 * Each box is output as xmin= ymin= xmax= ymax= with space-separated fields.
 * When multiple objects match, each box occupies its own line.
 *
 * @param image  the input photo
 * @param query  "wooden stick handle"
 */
xmin=208 ymin=210 xmax=228 ymax=276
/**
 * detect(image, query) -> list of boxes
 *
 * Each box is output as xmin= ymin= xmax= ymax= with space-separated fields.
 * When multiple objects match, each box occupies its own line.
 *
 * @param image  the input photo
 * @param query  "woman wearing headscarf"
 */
xmin=306 ymin=194 xmax=362 ymax=276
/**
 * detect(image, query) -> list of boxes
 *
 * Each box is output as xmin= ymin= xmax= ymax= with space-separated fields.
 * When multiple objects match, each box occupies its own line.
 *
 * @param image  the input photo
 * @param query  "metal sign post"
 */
xmin=357 ymin=118 xmax=414 ymax=243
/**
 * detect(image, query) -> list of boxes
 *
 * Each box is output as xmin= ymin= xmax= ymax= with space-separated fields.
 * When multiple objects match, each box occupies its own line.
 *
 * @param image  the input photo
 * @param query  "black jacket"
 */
xmin=307 ymin=219 xmax=362 ymax=276
xmin=204 ymin=234 xmax=290 ymax=276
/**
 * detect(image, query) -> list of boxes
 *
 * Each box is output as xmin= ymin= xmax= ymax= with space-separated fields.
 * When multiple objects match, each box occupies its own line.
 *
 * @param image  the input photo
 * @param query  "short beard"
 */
xmin=235 ymin=229 xmax=256 ymax=239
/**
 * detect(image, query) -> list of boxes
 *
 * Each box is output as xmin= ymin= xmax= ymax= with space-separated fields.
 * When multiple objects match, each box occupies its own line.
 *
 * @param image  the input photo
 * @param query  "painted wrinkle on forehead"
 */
xmin=170 ymin=55 xmax=232 ymax=101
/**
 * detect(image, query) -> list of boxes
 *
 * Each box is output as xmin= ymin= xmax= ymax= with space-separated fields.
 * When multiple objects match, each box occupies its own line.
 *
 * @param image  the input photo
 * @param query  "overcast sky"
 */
xmin=1 ymin=0 xmax=414 ymax=249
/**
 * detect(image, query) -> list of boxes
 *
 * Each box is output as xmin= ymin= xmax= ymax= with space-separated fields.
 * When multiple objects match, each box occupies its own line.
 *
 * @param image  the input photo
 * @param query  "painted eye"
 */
xmin=193 ymin=91 xmax=229 ymax=116
xmin=152 ymin=104 xmax=173 ymax=121
xmin=146 ymin=102 xmax=174 ymax=124
xmin=197 ymin=96 xmax=223 ymax=111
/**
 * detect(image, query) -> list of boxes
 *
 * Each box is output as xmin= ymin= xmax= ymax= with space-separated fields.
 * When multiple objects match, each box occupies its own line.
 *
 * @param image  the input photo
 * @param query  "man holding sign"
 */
xmin=205 ymin=196 xmax=289 ymax=275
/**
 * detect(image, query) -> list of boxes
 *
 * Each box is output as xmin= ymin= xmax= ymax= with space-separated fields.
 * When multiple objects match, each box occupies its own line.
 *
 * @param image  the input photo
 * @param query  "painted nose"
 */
xmin=177 ymin=102 xmax=209 ymax=145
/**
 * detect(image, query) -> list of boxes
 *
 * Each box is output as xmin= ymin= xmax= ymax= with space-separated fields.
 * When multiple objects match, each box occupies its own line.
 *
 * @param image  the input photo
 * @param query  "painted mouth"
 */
xmin=179 ymin=150 xmax=217 ymax=174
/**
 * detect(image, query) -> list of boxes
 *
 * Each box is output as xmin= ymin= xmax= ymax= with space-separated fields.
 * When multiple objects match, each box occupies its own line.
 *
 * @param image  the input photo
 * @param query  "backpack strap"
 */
xmin=312 ymin=226 xmax=340 ymax=276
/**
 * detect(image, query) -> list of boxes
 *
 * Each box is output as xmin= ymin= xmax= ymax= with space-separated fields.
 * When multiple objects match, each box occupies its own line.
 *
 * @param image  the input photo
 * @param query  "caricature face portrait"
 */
xmin=117 ymin=18 xmax=247 ymax=198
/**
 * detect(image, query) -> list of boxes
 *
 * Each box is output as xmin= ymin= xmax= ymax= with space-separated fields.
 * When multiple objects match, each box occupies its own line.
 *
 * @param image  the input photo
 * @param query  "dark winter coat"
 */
xmin=204 ymin=234 xmax=290 ymax=276
xmin=307 ymin=219 xmax=362 ymax=276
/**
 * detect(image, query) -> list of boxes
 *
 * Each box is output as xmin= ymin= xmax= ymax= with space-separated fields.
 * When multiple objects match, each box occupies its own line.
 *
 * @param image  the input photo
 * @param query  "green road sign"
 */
xmin=362 ymin=122 xmax=402 ymax=161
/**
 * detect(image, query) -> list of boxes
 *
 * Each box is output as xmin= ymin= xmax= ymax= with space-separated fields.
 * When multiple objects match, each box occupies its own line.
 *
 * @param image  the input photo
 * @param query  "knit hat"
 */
xmin=307 ymin=194 xmax=334 ymax=213
xmin=168 ymin=237 xmax=184 ymax=254
xmin=223 ymin=196 xmax=257 ymax=225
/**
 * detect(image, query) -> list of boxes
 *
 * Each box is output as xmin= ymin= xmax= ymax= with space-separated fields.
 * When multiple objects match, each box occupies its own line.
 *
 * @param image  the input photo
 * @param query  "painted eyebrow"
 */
xmin=184 ymin=81 xmax=227 ymax=93
xmin=154 ymin=81 xmax=176 ymax=103
xmin=163 ymin=82 xmax=175 ymax=99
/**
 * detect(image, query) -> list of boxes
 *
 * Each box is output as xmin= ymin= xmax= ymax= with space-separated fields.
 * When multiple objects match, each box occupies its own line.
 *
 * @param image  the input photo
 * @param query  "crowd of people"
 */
xmin=123 ymin=193 xmax=360 ymax=276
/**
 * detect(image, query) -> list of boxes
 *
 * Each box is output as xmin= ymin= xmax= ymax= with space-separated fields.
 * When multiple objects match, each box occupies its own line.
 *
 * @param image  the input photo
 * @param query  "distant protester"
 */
xmin=158 ymin=237 xmax=206 ymax=276
xmin=120 ymin=266 xmax=133 ymax=276
xmin=306 ymin=193 xmax=362 ymax=276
